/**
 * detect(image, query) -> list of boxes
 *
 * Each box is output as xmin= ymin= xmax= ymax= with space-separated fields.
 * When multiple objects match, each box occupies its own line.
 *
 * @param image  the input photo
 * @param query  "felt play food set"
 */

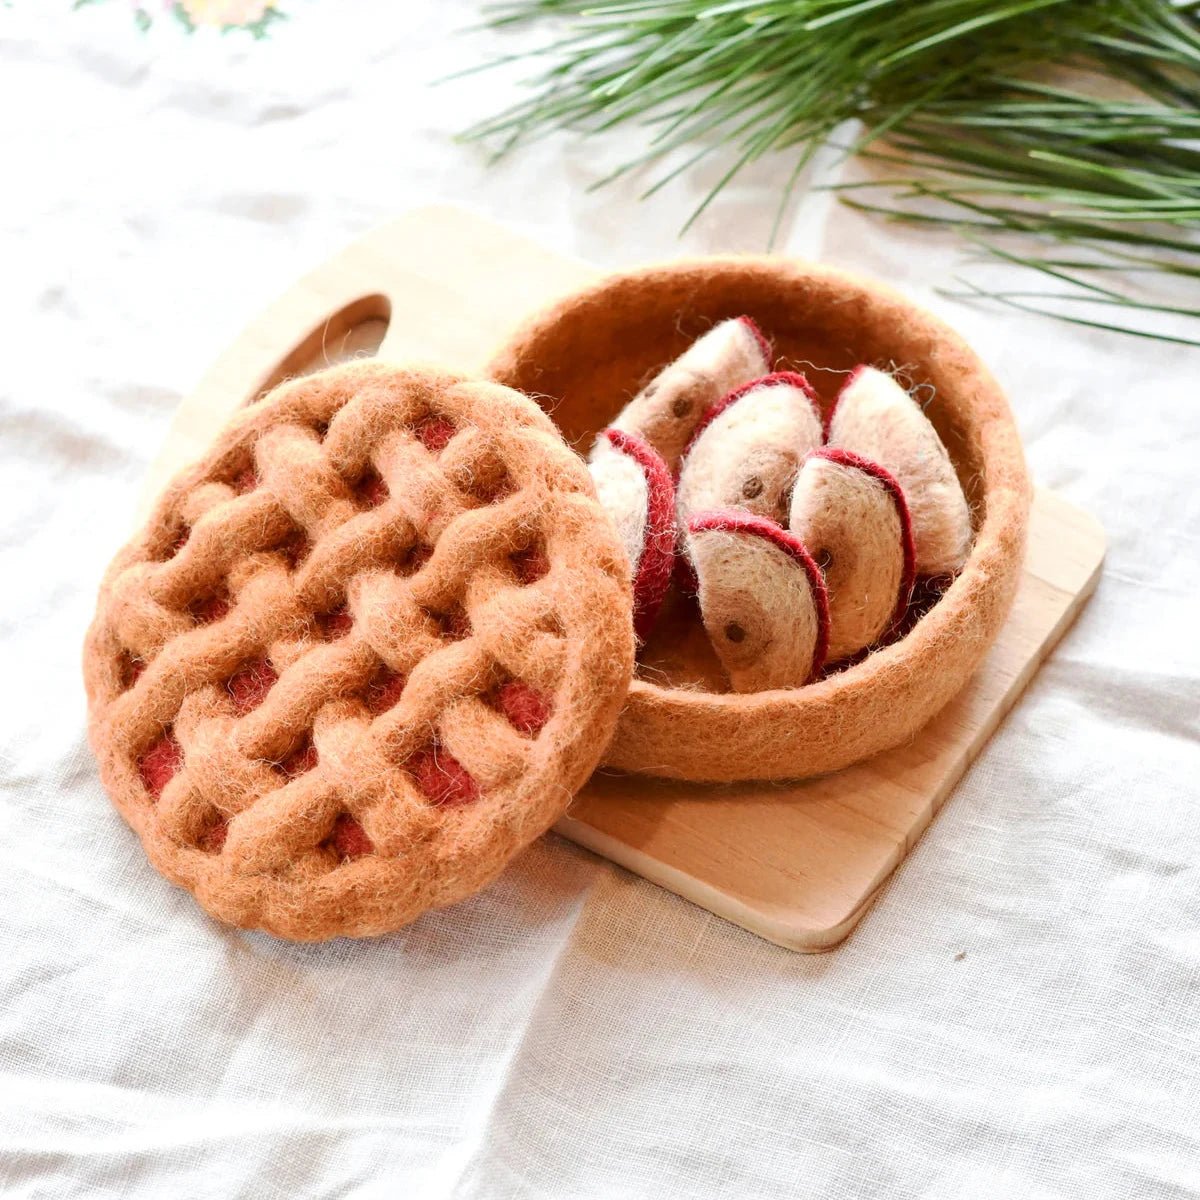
xmin=589 ymin=327 xmax=965 ymax=691
xmin=85 ymin=234 xmax=1042 ymax=942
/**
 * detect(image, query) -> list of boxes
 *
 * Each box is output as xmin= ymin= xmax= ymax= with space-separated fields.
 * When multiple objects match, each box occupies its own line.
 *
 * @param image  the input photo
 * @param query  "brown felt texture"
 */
xmin=828 ymin=366 xmax=973 ymax=578
xmin=676 ymin=373 xmax=823 ymax=528
xmin=604 ymin=316 xmax=771 ymax=472
xmin=83 ymin=361 xmax=635 ymax=940
xmin=489 ymin=257 xmax=1031 ymax=782
xmin=788 ymin=451 xmax=912 ymax=664
xmin=686 ymin=512 xmax=828 ymax=692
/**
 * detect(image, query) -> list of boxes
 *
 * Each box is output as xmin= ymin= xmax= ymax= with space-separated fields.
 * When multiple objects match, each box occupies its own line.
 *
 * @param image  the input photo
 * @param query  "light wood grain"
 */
xmin=143 ymin=206 xmax=1105 ymax=951
xmin=141 ymin=206 xmax=597 ymax=513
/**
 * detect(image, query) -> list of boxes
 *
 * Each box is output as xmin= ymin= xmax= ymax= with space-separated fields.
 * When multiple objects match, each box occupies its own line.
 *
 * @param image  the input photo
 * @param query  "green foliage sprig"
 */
xmin=464 ymin=0 xmax=1200 ymax=345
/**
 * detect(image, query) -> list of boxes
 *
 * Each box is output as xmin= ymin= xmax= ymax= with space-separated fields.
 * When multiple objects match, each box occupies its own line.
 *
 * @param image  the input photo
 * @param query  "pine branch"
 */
xmin=463 ymin=0 xmax=1200 ymax=346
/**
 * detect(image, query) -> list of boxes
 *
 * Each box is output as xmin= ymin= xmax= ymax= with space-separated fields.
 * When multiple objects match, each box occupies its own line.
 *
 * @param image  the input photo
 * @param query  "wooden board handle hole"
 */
xmin=254 ymin=293 xmax=391 ymax=401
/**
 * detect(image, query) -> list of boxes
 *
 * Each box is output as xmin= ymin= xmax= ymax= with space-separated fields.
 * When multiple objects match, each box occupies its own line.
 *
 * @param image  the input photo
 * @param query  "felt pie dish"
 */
xmin=488 ymin=258 xmax=1032 ymax=782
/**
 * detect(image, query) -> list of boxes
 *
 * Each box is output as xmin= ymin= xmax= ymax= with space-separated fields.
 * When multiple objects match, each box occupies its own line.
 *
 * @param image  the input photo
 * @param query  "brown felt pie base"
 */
xmin=489 ymin=258 xmax=1031 ymax=782
xmin=84 ymin=362 xmax=635 ymax=939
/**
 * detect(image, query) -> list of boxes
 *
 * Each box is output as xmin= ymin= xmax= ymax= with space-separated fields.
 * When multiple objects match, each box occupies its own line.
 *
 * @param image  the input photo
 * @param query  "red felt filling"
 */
xmin=396 ymin=543 xmax=433 ymax=577
xmin=365 ymin=668 xmax=406 ymax=714
xmin=511 ymin=544 xmax=550 ymax=585
xmin=138 ymin=731 xmax=183 ymax=800
xmin=359 ymin=468 xmax=389 ymax=509
xmin=227 ymin=658 xmax=277 ymax=715
xmin=199 ymin=820 xmax=228 ymax=853
xmin=467 ymin=465 xmax=515 ymax=505
xmin=279 ymin=738 xmax=318 ymax=778
xmin=416 ymin=416 xmax=456 ymax=453
xmin=331 ymin=814 xmax=373 ymax=859
xmin=887 ymin=574 xmax=952 ymax=643
xmin=430 ymin=605 xmax=471 ymax=641
xmin=233 ymin=465 xmax=258 ymax=494
xmin=189 ymin=593 xmax=230 ymax=625
xmin=409 ymin=746 xmax=480 ymax=807
xmin=316 ymin=605 xmax=353 ymax=640
xmin=279 ymin=530 xmax=310 ymax=568
xmin=687 ymin=510 xmax=831 ymax=682
xmin=121 ymin=652 xmax=146 ymax=688
xmin=497 ymin=680 xmax=550 ymax=736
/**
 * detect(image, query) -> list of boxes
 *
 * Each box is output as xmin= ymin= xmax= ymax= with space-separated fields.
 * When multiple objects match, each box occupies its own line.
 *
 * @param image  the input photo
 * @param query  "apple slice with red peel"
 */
xmin=686 ymin=511 xmax=829 ymax=692
xmin=676 ymin=371 xmax=823 ymax=528
xmin=609 ymin=316 xmax=772 ymax=472
xmin=826 ymin=367 xmax=972 ymax=578
xmin=788 ymin=449 xmax=916 ymax=663
xmin=589 ymin=428 xmax=676 ymax=641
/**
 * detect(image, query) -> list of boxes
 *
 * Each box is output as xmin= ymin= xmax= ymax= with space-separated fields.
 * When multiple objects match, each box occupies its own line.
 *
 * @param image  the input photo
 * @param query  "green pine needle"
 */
xmin=462 ymin=0 xmax=1200 ymax=346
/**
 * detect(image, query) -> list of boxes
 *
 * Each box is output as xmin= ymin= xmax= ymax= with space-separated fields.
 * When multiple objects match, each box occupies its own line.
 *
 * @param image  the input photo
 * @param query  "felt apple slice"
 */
xmin=676 ymin=372 xmax=823 ymax=528
xmin=826 ymin=366 xmax=972 ymax=578
xmin=686 ymin=511 xmax=829 ymax=693
xmin=788 ymin=449 xmax=916 ymax=663
xmin=609 ymin=316 xmax=772 ymax=472
xmin=588 ymin=428 xmax=676 ymax=641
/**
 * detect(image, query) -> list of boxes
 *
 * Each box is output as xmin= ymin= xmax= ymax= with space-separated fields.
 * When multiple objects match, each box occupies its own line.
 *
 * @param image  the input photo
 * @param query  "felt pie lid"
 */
xmin=83 ymin=361 xmax=637 ymax=941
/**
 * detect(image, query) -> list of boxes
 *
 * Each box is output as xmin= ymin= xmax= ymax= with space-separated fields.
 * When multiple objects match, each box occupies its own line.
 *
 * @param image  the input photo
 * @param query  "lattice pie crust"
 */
xmin=84 ymin=362 xmax=634 ymax=940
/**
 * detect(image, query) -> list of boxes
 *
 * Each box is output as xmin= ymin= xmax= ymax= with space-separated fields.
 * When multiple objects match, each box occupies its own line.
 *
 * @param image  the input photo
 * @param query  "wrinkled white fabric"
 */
xmin=2 ymin=3 xmax=1199 ymax=1198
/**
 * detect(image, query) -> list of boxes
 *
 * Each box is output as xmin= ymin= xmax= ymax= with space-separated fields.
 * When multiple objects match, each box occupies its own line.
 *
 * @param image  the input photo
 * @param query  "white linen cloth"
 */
xmin=2 ymin=3 xmax=1199 ymax=1197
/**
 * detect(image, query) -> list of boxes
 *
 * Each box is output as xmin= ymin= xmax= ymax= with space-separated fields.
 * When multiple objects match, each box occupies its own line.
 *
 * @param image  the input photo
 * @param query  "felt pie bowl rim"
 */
xmin=487 ymin=256 xmax=1032 ymax=783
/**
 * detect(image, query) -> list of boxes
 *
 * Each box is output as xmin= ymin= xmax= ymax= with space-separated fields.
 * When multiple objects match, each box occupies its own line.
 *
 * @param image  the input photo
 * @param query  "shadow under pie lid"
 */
xmin=82 ymin=360 xmax=637 ymax=942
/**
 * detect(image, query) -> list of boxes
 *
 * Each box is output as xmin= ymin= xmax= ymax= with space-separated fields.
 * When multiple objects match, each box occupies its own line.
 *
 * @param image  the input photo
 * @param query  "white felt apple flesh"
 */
xmin=608 ymin=316 xmax=772 ymax=472
xmin=826 ymin=367 xmax=972 ymax=578
xmin=685 ymin=511 xmax=829 ymax=693
xmin=676 ymin=371 xmax=823 ymax=529
xmin=788 ymin=449 xmax=916 ymax=663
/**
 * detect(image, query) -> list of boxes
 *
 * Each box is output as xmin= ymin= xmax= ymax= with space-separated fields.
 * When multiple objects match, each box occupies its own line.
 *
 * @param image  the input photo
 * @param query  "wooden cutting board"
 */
xmin=144 ymin=205 xmax=1105 ymax=952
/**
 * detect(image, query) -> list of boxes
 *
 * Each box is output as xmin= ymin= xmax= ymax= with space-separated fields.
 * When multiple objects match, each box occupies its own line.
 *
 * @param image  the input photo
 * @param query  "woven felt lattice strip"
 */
xmin=84 ymin=362 xmax=634 ymax=940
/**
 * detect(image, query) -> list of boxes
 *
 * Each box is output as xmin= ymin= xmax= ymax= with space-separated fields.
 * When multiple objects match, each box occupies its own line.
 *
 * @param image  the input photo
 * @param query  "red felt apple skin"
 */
xmin=589 ymin=428 xmax=676 ymax=641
